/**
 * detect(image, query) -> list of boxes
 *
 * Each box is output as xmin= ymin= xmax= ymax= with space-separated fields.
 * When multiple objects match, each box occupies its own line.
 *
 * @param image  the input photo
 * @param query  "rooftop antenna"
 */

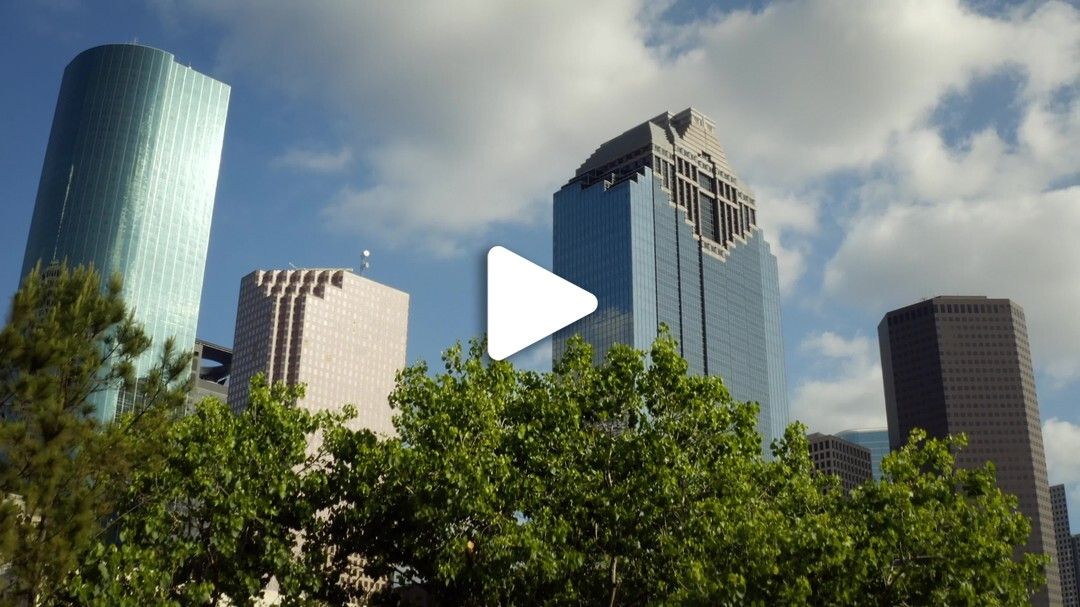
xmin=358 ymin=250 xmax=371 ymax=276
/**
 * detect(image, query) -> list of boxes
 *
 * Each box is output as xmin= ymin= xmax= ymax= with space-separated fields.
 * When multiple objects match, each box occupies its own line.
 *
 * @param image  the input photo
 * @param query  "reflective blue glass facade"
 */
xmin=553 ymin=166 xmax=790 ymax=448
xmin=21 ymin=44 xmax=230 ymax=420
xmin=836 ymin=428 xmax=890 ymax=480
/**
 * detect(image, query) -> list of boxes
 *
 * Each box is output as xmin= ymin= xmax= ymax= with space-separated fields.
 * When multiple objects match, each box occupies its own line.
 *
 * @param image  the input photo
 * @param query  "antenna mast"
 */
xmin=358 ymin=250 xmax=371 ymax=276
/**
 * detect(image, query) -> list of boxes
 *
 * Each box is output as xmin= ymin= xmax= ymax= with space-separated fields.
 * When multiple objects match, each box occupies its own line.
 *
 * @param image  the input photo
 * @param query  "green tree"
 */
xmin=0 ymin=263 xmax=189 ymax=606
xmin=308 ymin=333 xmax=1046 ymax=606
xmin=64 ymin=377 xmax=345 ymax=606
xmin=822 ymin=429 xmax=1047 ymax=605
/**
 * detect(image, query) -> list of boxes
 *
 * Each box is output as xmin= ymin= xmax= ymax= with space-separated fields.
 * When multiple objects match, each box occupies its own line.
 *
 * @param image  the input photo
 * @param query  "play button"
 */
xmin=487 ymin=246 xmax=598 ymax=361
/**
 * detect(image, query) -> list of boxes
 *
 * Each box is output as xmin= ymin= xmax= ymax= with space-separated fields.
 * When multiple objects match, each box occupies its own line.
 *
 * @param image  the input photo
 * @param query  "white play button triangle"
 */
xmin=487 ymin=246 xmax=598 ymax=361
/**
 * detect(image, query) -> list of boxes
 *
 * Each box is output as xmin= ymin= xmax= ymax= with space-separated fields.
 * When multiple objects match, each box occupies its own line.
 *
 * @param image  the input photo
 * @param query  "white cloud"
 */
xmin=790 ymin=331 xmax=887 ymax=433
xmin=1042 ymin=418 xmax=1080 ymax=527
xmin=166 ymin=0 xmax=1080 ymax=280
xmin=753 ymin=188 xmax=820 ymax=295
xmin=672 ymin=0 xmax=1009 ymax=183
xmin=1044 ymin=418 xmax=1080 ymax=486
xmin=822 ymin=4 xmax=1080 ymax=376
xmin=271 ymin=145 xmax=353 ymax=173
xmin=838 ymin=193 xmax=1080 ymax=382
xmin=186 ymin=0 xmax=665 ymax=250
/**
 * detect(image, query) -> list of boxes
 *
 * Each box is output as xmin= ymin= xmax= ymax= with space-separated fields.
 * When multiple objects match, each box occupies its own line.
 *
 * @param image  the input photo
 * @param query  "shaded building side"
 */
xmin=879 ymin=296 xmax=1060 ymax=606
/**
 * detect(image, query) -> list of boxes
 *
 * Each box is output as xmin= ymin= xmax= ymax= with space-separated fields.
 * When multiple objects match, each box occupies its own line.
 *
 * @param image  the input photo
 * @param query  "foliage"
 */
xmin=828 ymin=429 xmax=1047 ymax=605
xmin=0 ymin=263 xmax=188 ymax=606
xmin=308 ymin=333 xmax=1046 ymax=606
xmin=62 ymin=377 xmax=346 ymax=606
xmin=0 ymin=268 xmax=1045 ymax=607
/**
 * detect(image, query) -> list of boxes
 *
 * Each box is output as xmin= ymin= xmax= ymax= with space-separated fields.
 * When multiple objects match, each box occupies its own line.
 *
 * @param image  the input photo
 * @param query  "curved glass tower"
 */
xmin=21 ymin=44 xmax=230 ymax=420
xmin=553 ymin=108 xmax=789 ymax=451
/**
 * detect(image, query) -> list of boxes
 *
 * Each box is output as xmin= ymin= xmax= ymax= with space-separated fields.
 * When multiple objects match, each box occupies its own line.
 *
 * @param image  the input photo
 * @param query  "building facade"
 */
xmin=1074 ymin=536 xmax=1080 ymax=604
xmin=552 ymin=108 xmax=788 ymax=448
xmin=836 ymin=428 xmax=890 ymax=480
xmin=189 ymin=339 xmax=231 ymax=412
xmin=807 ymin=433 xmax=873 ymax=491
xmin=879 ymin=296 xmax=1060 ymax=605
xmin=228 ymin=269 xmax=409 ymax=437
xmin=20 ymin=44 xmax=230 ymax=421
xmin=1052 ymin=485 xmax=1078 ymax=607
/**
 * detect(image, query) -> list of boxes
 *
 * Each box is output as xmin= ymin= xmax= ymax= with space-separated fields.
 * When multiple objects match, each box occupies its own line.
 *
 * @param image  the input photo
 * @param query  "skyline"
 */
xmin=1 ymin=0 xmax=1078 ymax=523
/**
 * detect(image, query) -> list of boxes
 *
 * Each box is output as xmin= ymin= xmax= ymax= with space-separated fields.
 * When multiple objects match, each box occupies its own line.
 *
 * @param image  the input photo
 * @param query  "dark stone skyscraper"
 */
xmin=807 ymin=432 xmax=873 ymax=491
xmin=21 ymin=44 xmax=230 ymax=420
xmin=879 ymin=296 xmax=1060 ymax=605
xmin=1051 ymin=484 xmax=1079 ymax=607
xmin=552 ymin=108 xmax=788 ymax=448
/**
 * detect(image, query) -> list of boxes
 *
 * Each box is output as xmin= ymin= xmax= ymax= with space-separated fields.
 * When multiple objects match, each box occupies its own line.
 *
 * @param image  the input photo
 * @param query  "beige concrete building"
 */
xmin=879 ymin=296 xmax=1060 ymax=606
xmin=228 ymin=268 xmax=409 ymax=436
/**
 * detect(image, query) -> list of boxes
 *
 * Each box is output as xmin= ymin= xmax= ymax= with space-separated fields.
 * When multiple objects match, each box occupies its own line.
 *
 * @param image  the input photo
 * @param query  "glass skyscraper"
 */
xmin=21 ymin=44 xmax=230 ymax=421
xmin=836 ymin=428 xmax=890 ymax=480
xmin=552 ymin=108 xmax=789 ymax=448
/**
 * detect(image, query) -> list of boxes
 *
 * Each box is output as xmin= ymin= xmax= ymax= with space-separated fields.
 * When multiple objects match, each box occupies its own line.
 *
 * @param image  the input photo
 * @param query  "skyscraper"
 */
xmin=20 ymin=44 xmax=230 ymax=421
xmin=1052 ymin=484 xmax=1078 ymax=607
xmin=1074 ymin=536 xmax=1080 ymax=604
xmin=552 ymin=108 xmax=788 ymax=447
xmin=807 ymin=432 xmax=873 ymax=491
xmin=879 ymin=296 xmax=1060 ymax=605
xmin=228 ymin=268 xmax=409 ymax=437
xmin=837 ymin=427 xmax=890 ymax=480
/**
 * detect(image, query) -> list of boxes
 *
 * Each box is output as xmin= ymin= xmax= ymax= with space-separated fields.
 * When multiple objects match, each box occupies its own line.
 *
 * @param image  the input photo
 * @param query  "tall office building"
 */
xmin=1074 ymin=536 xmax=1080 ymax=603
xmin=552 ymin=108 xmax=788 ymax=447
xmin=20 ymin=44 xmax=230 ymax=421
xmin=807 ymin=432 xmax=873 ymax=491
xmin=228 ymin=269 xmax=409 ymax=437
xmin=837 ymin=427 xmax=890 ymax=480
xmin=879 ymin=296 xmax=1060 ymax=605
xmin=1052 ymin=485 xmax=1079 ymax=607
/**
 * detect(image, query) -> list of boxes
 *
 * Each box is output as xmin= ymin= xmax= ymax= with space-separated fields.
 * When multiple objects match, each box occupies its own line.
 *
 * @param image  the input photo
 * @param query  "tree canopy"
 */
xmin=308 ymin=334 xmax=1047 ymax=606
xmin=0 ymin=268 xmax=1049 ymax=605
xmin=0 ymin=264 xmax=189 ymax=606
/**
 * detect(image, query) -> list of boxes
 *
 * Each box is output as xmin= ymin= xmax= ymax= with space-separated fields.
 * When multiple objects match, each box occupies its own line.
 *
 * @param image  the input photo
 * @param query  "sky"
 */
xmin=0 ymin=0 xmax=1078 ymax=524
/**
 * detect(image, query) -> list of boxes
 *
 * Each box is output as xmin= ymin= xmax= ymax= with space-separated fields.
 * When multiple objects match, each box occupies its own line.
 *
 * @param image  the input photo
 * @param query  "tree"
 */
xmin=309 ymin=333 xmax=1047 ymax=606
xmin=63 ymin=377 xmax=346 ymax=606
xmin=823 ymin=429 xmax=1047 ymax=605
xmin=0 ymin=263 xmax=189 ymax=606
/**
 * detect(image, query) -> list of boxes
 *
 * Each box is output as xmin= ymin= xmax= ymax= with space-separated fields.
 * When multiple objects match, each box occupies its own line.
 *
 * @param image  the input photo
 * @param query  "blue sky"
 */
xmin=1 ymin=0 xmax=1078 ymax=523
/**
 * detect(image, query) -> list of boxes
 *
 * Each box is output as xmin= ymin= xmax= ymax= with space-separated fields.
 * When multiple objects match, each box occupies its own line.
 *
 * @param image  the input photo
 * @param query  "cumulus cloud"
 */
xmin=790 ymin=331 xmax=887 ymax=433
xmin=1044 ymin=418 xmax=1080 ymax=486
xmin=161 ymin=0 xmax=1080 ymax=400
xmin=183 ymin=0 xmax=665 ymax=251
xmin=161 ymin=0 xmax=1080 ymax=280
xmin=753 ymin=188 xmax=820 ymax=295
xmin=1043 ymin=418 xmax=1080 ymax=524
xmin=824 ymin=90 xmax=1080 ymax=380
xmin=821 ymin=0 xmax=1080 ymax=376
xmin=271 ymin=145 xmax=353 ymax=173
